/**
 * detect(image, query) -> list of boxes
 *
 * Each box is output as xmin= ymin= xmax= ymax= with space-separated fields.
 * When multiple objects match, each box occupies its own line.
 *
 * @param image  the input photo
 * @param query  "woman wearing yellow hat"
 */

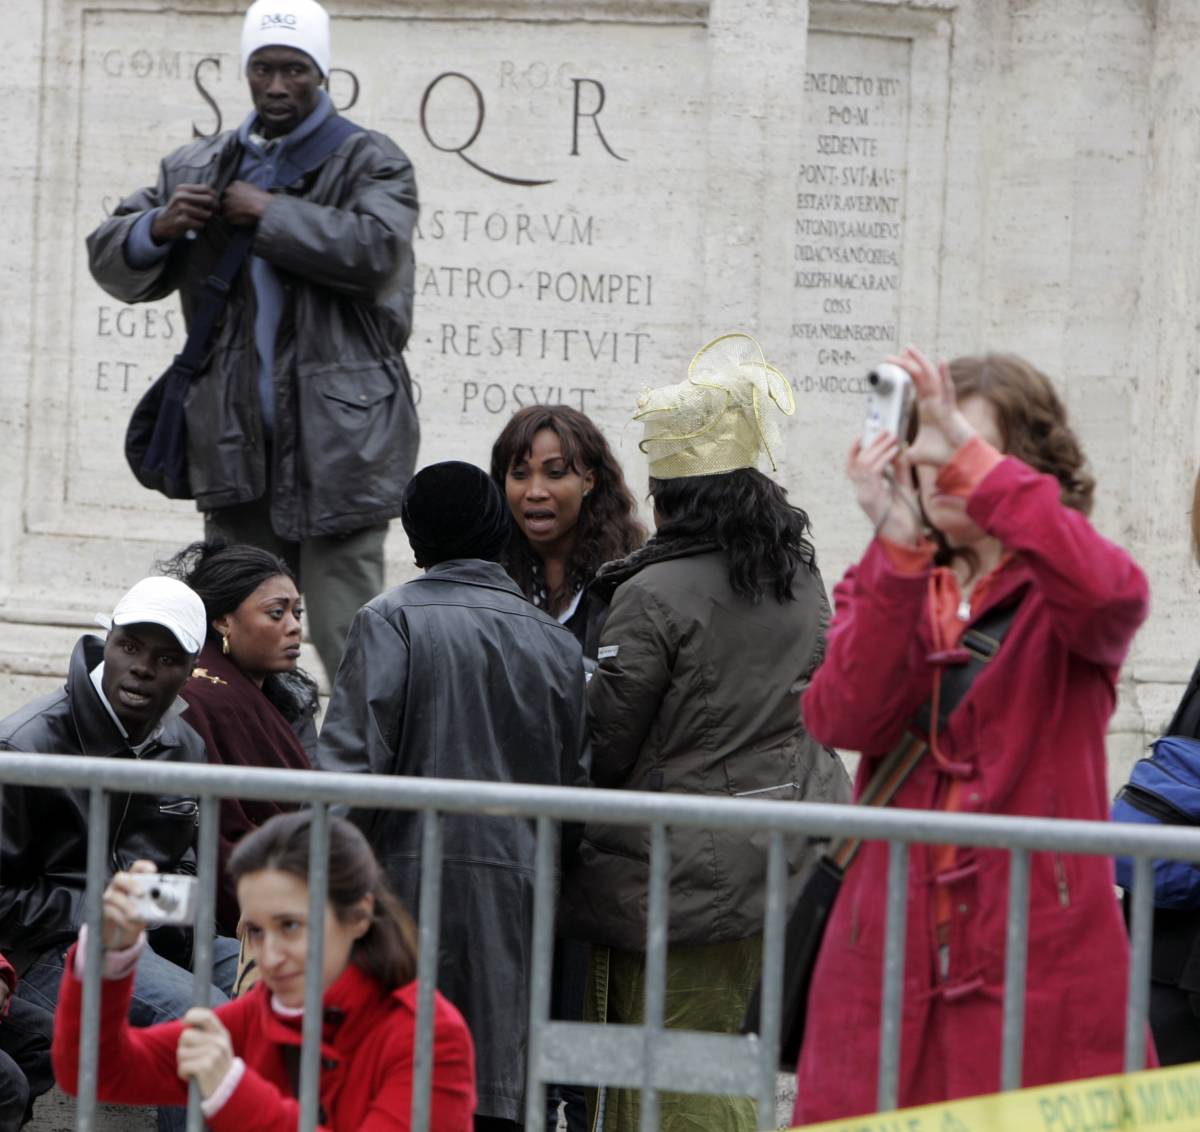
xmin=561 ymin=334 xmax=850 ymax=1131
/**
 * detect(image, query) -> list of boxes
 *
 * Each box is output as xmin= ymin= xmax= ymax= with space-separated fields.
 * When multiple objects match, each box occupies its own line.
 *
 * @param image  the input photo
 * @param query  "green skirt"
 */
xmin=585 ymin=935 xmax=762 ymax=1132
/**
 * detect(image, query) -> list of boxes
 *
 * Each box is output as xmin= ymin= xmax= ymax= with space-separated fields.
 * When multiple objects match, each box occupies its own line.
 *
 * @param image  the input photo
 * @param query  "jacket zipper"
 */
xmin=110 ymin=792 xmax=134 ymax=871
xmin=109 ymin=746 xmax=150 ymax=869
xmin=733 ymin=780 xmax=799 ymax=798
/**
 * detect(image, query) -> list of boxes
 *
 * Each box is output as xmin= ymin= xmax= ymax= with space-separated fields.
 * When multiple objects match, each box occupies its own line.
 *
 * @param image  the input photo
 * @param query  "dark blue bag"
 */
xmin=1113 ymin=735 xmax=1200 ymax=908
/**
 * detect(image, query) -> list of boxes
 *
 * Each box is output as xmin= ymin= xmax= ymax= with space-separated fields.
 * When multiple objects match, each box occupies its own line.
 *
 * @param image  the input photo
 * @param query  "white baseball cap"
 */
xmin=107 ymin=578 xmax=207 ymax=656
xmin=241 ymin=0 xmax=331 ymax=77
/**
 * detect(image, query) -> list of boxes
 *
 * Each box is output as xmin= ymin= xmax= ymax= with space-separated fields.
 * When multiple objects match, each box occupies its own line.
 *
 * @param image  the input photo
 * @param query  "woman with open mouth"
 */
xmin=159 ymin=541 xmax=317 ymax=942
xmin=491 ymin=405 xmax=646 ymax=658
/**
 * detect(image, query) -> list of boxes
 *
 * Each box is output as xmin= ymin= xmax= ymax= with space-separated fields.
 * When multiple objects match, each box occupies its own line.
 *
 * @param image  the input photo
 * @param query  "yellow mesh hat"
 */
xmin=635 ymin=333 xmax=796 ymax=480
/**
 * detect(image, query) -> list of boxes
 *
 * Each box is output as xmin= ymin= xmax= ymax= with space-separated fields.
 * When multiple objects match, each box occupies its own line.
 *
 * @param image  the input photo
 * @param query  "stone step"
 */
xmin=27 ymin=1087 xmax=155 ymax=1131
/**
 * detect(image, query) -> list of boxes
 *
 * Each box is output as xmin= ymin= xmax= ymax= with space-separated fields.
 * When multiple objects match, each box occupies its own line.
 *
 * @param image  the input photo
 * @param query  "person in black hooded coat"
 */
xmin=316 ymin=461 xmax=590 ymax=1131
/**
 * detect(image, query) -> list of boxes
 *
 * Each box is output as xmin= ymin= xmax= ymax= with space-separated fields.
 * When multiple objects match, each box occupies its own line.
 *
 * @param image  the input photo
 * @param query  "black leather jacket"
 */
xmin=85 ymin=119 xmax=419 ymax=540
xmin=316 ymin=559 xmax=589 ymax=1122
xmin=0 ymin=635 xmax=205 ymax=970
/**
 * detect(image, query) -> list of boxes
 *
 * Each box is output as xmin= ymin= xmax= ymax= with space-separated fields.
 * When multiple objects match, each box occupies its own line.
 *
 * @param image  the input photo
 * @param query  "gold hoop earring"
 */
xmin=221 ymin=633 xmax=231 ymax=656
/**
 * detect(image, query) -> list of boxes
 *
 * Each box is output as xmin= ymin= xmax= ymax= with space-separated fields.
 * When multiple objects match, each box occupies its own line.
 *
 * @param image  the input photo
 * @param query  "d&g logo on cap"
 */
xmin=259 ymin=12 xmax=298 ymax=29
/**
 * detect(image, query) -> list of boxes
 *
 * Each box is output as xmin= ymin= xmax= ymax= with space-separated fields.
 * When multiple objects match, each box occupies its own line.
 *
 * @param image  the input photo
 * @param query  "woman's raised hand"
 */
xmin=101 ymin=860 xmax=156 ymax=952
xmin=890 ymin=346 xmax=976 ymax=469
xmin=176 ymin=1008 xmax=235 ymax=1098
xmin=847 ymin=433 xmax=923 ymax=546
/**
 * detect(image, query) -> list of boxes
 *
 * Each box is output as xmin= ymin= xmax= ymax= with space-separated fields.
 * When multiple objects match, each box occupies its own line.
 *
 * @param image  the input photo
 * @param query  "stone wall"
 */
xmin=3 ymin=0 xmax=1199 ymax=791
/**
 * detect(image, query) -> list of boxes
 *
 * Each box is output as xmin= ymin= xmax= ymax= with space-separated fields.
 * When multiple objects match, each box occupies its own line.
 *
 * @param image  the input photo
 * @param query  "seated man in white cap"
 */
xmin=87 ymin=0 xmax=419 ymax=684
xmin=0 ymin=577 xmax=239 ymax=1132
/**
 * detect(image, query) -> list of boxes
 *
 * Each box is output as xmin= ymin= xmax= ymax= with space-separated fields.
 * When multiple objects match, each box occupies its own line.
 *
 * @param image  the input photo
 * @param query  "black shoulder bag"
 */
xmin=743 ymin=596 xmax=1022 ymax=1070
xmin=126 ymin=114 xmax=362 ymax=499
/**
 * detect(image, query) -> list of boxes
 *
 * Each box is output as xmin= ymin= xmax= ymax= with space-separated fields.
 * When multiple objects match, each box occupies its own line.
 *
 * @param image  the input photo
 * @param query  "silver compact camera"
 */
xmin=862 ymin=362 xmax=915 ymax=447
xmin=126 ymin=873 xmax=197 ymax=926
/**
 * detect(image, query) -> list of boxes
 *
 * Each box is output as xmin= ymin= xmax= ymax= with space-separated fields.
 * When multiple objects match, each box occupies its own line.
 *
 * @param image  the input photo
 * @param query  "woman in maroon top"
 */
xmin=161 ymin=541 xmax=317 ymax=936
xmin=53 ymin=811 xmax=476 ymax=1131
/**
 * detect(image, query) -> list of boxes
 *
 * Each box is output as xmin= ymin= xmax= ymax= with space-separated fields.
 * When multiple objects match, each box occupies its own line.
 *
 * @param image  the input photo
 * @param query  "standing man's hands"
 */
xmin=221 ymin=182 xmax=273 ymax=227
xmin=150 ymin=185 xmax=219 ymax=243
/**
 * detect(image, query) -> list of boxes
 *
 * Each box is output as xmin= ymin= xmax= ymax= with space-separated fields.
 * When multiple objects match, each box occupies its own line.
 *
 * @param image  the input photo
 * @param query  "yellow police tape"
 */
xmin=789 ymin=1062 xmax=1200 ymax=1131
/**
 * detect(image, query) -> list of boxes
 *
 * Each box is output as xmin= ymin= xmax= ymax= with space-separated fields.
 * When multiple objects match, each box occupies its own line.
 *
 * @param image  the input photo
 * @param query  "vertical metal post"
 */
xmin=76 ymin=787 xmax=111 ymax=1132
xmin=185 ymin=797 xmax=221 ymax=1131
xmin=876 ymin=840 xmax=908 ymax=1112
xmin=756 ymin=832 xmax=787 ymax=1130
xmin=524 ymin=817 xmax=557 ymax=1131
xmin=1125 ymin=855 xmax=1153 ymax=1072
xmin=411 ymin=811 xmax=443 ymax=1132
xmin=642 ymin=824 xmax=670 ymax=1131
xmin=298 ymin=804 xmax=330 ymax=1132
xmin=1000 ymin=848 xmax=1030 ymax=1091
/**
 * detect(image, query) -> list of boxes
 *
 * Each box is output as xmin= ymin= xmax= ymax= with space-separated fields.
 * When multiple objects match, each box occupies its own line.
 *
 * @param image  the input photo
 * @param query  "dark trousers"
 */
xmin=0 ymin=997 xmax=54 ymax=1131
xmin=547 ymin=939 xmax=588 ymax=1132
xmin=205 ymin=497 xmax=388 ymax=682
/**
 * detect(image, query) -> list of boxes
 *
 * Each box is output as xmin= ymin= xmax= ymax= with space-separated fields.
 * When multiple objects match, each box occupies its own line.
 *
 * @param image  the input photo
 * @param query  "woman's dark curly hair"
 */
xmin=650 ymin=468 xmax=818 ymax=603
xmin=158 ymin=540 xmax=317 ymax=724
xmin=919 ymin=354 xmax=1095 ymax=569
xmin=490 ymin=406 xmax=646 ymax=602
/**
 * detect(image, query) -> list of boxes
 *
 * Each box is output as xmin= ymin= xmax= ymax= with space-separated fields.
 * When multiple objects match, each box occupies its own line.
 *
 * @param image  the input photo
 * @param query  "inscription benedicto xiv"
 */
xmin=792 ymin=31 xmax=910 ymax=399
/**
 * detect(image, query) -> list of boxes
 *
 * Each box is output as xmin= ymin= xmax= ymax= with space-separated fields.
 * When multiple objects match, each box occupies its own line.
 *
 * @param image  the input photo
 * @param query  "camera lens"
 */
xmin=150 ymin=886 xmax=178 ymax=912
xmin=868 ymin=370 xmax=881 ymax=387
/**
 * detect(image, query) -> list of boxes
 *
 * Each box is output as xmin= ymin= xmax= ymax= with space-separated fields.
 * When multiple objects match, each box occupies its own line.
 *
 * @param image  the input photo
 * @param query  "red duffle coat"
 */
xmin=52 ymin=948 xmax=476 ymax=1131
xmin=793 ymin=444 xmax=1150 ymax=1123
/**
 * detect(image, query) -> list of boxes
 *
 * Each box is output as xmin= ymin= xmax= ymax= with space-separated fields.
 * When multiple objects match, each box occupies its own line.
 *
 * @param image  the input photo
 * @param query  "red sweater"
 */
xmin=52 ymin=947 xmax=476 ymax=1131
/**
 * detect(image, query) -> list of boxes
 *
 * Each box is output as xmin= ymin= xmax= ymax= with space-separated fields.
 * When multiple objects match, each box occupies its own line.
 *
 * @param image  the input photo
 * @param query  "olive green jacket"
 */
xmin=562 ymin=543 xmax=851 ymax=949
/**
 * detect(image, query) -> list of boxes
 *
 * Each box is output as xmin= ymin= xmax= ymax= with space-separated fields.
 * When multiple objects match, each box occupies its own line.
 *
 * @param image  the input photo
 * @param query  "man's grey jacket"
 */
xmin=86 ymin=119 xmax=419 ymax=540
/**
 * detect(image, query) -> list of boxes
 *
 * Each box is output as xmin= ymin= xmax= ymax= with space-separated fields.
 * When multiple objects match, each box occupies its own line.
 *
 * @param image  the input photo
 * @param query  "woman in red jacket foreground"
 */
xmin=793 ymin=348 xmax=1150 ymax=1123
xmin=53 ymin=812 xmax=476 ymax=1131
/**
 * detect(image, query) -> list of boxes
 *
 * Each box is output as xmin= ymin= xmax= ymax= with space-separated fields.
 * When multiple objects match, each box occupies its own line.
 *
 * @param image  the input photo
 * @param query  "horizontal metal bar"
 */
xmin=535 ymin=1023 xmax=761 ymax=1095
xmin=1 ymin=752 xmax=1198 ymax=859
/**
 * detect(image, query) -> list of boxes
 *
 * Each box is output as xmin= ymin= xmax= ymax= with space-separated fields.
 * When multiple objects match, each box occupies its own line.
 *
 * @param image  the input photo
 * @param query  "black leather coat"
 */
xmin=316 ymin=559 xmax=590 ymax=1122
xmin=0 ymin=635 xmax=205 ymax=971
xmin=85 ymin=120 xmax=419 ymax=540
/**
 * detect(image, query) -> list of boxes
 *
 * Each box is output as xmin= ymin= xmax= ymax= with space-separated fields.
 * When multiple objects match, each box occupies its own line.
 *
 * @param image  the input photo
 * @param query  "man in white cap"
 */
xmin=0 ymin=577 xmax=239 ymax=1132
xmin=87 ymin=0 xmax=419 ymax=683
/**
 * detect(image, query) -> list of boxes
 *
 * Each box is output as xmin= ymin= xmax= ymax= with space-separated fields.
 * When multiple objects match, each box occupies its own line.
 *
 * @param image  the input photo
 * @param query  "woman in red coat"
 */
xmin=53 ymin=812 xmax=476 ymax=1131
xmin=793 ymin=348 xmax=1149 ymax=1123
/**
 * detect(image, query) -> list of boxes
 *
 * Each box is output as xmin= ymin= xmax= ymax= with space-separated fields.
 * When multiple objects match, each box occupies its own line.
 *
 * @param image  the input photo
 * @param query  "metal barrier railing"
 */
xmin=1 ymin=752 xmax=1196 ymax=1131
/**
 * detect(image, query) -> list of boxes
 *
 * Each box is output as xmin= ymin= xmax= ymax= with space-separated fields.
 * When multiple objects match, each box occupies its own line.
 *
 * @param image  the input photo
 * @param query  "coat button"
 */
xmin=359 ymin=394 xmax=368 ymax=402
xmin=322 ymin=1058 xmax=337 ymax=1070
